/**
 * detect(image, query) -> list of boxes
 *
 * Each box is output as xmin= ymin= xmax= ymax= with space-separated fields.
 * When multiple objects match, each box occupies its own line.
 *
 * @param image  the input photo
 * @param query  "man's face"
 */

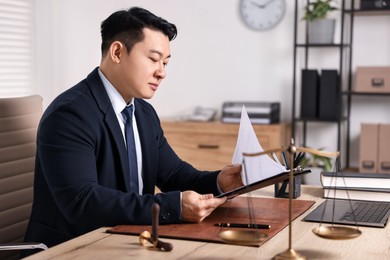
xmin=116 ymin=28 xmax=171 ymax=102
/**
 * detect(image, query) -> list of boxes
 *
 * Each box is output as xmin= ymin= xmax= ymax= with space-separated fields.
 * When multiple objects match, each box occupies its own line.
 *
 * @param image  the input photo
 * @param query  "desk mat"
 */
xmin=107 ymin=196 xmax=315 ymax=247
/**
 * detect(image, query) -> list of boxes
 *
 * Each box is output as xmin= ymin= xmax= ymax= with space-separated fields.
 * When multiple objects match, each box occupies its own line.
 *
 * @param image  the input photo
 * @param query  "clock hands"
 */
xmin=240 ymin=0 xmax=285 ymax=31
xmin=251 ymin=0 xmax=277 ymax=9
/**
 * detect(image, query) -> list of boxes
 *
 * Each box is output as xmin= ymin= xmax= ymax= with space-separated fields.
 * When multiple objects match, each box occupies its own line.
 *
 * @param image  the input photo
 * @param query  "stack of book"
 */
xmin=321 ymin=171 xmax=390 ymax=202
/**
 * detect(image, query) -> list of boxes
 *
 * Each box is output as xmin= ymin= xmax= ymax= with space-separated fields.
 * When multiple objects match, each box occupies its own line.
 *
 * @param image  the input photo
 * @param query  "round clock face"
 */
xmin=239 ymin=0 xmax=286 ymax=31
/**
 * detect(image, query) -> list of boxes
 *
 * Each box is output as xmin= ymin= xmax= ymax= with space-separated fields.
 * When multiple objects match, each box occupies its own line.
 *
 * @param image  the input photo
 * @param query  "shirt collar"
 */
xmin=98 ymin=68 xmax=135 ymax=119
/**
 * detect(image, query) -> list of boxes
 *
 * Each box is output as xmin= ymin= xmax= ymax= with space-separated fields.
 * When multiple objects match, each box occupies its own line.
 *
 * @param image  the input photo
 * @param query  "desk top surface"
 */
xmin=24 ymin=186 xmax=390 ymax=260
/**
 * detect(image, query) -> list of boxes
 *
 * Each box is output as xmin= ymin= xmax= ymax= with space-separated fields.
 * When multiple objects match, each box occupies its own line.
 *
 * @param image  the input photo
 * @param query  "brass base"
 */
xmin=218 ymin=230 xmax=268 ymax=246
xmin=139 ymin=231 xmax=160 ymax=251
xmin=274 ymin=248 xmax=306 ymax=260
xmin=139 ymin=231 xmax=151 ymax=246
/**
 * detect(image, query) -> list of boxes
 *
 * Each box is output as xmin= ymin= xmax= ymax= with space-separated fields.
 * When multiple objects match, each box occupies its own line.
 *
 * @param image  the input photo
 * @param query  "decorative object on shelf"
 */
xmin=354 ymin=66 xmax=390 ymax=93
xmin=299 ymin=69 xmax=341 ymax=121
xmin=300 ymin=69 xmax=319 ymax=119
xmin=181 ymin=106 xmax=216 ymax=122
xmin=239 ymin=0 xmax=286 ymax=31
xmin=318 ymin=69 xmax=341 ymax=120
xmin=360 ymin=123 xmax=390 ymax=174
xmin=302 ymin=0 xmax=337 ymax=44
xmin=360 ymin=0 xmax=390 ymax=10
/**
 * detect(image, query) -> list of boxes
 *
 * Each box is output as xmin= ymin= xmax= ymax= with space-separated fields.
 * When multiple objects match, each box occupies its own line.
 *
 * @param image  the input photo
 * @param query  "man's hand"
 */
xmin=181 ymin=191 xmax=227 ymax=223
xmin=217 ymin=164 xmax=243 ymax=193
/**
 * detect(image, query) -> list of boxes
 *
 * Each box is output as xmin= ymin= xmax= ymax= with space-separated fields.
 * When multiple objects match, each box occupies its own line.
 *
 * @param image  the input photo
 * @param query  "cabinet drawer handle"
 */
xmin=197 ymin=144 xmax=219 ymax=149
xmin=381 ymin=162 xmax=390 ymax=171
xmin=371 ymin=78 xmax=384 ymax=87
xmin=362 ymin=160 xmax=375 ymax=169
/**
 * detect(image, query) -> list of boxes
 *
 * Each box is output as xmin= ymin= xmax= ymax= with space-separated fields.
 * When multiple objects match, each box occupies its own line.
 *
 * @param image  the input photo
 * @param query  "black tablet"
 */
xmin=216 ymin=168 xmax=311 ymax=199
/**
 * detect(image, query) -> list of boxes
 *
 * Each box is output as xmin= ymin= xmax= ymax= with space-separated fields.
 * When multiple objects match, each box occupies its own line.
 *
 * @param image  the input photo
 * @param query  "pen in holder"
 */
xmin=274 ymin=175 xmax=302 ymax=199
xmin=274 ymin=151 xmax=304 ymax=199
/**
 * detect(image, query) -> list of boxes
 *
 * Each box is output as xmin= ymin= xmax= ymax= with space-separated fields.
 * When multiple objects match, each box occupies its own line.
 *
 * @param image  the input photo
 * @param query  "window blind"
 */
xmin=0 ymin=0 xmax=34 ymax=97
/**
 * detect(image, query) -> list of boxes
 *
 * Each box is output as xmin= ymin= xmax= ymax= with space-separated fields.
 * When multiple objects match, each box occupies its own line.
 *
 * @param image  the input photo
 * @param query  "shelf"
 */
xmin=342 ymin=91 xmax=390 ymax=96
xmin=342 ymin=167 xmax=359 ymax=173
xmin=296 ymin=43 xmax=350 ymax=48
xmin=295 ymin=117 xmax=346 ymax=123
xmin=344 ymin=9 xmax=390 ymax=16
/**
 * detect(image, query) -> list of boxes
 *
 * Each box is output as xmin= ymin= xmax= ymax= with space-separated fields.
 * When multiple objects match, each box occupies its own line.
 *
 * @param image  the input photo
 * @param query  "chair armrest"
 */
xmin=0 ymin=242 xmax=48 ymax=251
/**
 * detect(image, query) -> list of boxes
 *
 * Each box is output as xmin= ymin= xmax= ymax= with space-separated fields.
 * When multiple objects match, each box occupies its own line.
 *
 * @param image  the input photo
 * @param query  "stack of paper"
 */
xmin=232 ymin=106 xmax=287 ymax=185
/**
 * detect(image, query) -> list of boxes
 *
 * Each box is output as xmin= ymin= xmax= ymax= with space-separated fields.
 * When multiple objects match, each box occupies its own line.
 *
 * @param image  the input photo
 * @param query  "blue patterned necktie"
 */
xmin=121 ymin=105 xmax=139 ymax=193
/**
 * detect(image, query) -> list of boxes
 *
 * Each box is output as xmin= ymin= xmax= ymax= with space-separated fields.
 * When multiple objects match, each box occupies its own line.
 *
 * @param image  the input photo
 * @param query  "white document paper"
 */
xmin=232 ymin=106 xmax=288 ymax=185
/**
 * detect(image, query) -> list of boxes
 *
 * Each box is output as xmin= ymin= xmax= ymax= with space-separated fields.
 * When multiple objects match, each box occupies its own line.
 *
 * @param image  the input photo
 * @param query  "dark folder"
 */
xmin=300 ymin=69 xmax=319 ymax=119
xmin=318 ymin=69 xmax=341 ymax=120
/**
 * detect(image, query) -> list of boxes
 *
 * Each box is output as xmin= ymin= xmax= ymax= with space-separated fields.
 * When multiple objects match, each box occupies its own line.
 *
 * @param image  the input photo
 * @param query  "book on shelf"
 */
xmin=321 ymin=171 xmax=390 ymax=201
xmin=323 ymin=187 xmax=390 ymax=202
xmin=320 ymin=171 xmax=390 ymax=190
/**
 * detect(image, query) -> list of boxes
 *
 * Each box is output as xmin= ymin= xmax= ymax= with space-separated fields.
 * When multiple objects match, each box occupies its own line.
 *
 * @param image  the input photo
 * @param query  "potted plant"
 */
xmin=302 ymin=0 xmax=338 ymax=44
xmin=300 ymin=149 xmax=333 ymax=185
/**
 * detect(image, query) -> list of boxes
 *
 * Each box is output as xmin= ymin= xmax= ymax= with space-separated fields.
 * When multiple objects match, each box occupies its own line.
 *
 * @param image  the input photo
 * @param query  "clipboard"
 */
xmin=216 ymin=168 xmax=311 ymax=199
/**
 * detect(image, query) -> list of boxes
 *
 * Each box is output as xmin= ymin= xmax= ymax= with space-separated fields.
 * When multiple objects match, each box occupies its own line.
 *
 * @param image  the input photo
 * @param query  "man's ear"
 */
xmin=109 ymin=41 xmax=124 ymax=64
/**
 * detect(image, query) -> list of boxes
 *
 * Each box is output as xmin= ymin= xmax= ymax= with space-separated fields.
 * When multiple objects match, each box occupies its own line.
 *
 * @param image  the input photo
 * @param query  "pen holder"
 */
xmin=274 ymin=175 xmax=301 ymax=199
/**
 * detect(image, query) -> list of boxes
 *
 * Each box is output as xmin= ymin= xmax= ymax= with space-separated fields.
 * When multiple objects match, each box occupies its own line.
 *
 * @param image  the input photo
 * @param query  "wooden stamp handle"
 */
xmin=151 ymin=203 xmax=159 ymax=246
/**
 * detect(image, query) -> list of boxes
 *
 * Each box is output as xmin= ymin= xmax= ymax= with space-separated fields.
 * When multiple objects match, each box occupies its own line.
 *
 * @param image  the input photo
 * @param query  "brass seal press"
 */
xmin=139 ymin=203 xmax=173 ymax=252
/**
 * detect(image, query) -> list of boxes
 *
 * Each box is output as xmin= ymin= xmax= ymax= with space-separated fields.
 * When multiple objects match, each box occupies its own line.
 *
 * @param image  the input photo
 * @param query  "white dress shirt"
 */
xmin=98 ymin=69 xmax=143 ymax=194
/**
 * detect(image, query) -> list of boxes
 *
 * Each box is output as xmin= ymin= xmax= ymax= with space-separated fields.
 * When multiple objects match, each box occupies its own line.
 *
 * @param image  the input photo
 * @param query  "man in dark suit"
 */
xmin=24 ymin=7 xmax=242 ymax=250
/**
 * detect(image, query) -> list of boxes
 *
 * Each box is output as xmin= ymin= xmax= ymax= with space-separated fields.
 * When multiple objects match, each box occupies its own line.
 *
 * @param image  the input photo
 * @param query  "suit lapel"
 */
xmin=86 ymin=68 xmax=131 ymax=192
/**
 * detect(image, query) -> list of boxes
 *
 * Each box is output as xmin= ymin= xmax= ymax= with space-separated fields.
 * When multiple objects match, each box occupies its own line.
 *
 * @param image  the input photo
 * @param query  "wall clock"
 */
xmin=239 ymin=0 xmax=286 ymax=31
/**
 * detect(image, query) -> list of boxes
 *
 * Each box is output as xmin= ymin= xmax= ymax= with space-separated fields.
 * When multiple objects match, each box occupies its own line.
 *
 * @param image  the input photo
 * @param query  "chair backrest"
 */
xmin=0 ymin=95 xmax=43 ymax=260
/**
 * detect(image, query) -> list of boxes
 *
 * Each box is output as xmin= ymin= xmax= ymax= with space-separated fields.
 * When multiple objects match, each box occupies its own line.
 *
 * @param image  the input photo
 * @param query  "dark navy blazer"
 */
xmin=24 ymin=68 xmax=220 ymax=248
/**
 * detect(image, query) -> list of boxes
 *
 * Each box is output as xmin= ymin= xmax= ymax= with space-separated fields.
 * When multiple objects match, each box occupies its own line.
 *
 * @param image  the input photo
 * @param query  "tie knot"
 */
xmin=121 ymin=105 xmax=134 ymax=122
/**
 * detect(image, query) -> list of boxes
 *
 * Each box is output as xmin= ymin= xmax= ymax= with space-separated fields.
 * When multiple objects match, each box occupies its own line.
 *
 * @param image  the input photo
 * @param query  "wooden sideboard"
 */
xmin=161 ymin=121 xmax=291 ymax=171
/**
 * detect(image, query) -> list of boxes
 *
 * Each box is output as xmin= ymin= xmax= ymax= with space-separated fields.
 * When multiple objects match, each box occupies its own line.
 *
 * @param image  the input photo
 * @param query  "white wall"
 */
xmin=34 ymin=0 xmax=390 ymax=168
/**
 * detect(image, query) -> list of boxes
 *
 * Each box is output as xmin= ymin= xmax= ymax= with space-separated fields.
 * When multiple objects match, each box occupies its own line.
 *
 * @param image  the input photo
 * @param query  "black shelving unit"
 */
xmin=291 ymin=0 xmax=390 ymax=170
xmin=291 ymin=0 xmax=349 ymax=165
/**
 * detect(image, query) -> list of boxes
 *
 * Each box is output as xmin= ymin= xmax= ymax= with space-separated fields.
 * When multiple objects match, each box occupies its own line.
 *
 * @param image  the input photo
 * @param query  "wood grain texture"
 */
xmin=161 ymin=121 xmax=290 ymax=170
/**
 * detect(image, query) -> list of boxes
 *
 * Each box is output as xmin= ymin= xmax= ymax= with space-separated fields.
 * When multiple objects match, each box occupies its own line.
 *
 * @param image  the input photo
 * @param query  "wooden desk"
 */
xmin=24 ymin=186 xmax=390 ymax=260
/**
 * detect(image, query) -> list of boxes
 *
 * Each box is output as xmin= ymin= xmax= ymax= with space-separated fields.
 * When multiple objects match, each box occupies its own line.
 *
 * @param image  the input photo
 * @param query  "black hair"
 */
xmin=100 ymin=7 xmax=177 ymax=56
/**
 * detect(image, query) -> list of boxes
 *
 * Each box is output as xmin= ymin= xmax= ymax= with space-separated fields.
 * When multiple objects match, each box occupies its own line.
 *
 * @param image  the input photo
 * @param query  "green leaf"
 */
xmin=302 ymin=0 xmax=338 ymax=21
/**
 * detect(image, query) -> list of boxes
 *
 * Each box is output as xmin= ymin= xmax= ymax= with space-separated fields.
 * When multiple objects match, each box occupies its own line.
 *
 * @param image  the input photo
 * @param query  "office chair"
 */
xmin=0 ymin=95 xmax=47 ymax=260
